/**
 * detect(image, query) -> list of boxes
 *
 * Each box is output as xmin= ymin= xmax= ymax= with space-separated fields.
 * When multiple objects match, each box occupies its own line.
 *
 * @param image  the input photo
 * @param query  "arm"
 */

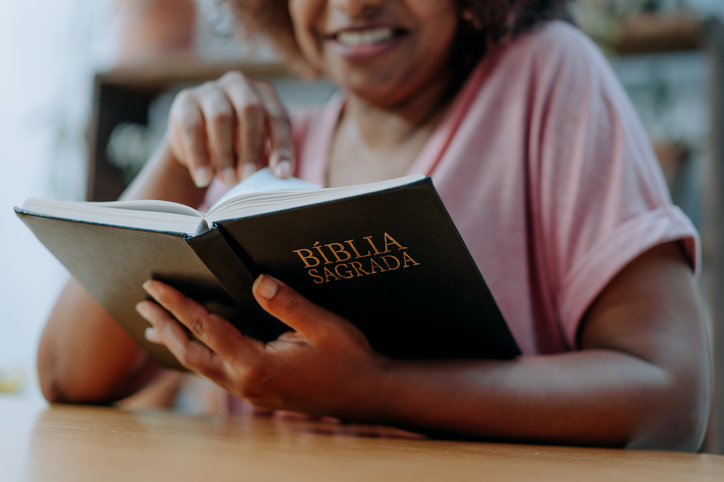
xmin=137 ymin=241 xmax=711 ymax=451
xmin=371 ymin=242 xmax=710 ymax=450
xmin=37 ymin=145 xmax=204 ymax=403
xmin=38 ymin=73 xmax=295 ymax=403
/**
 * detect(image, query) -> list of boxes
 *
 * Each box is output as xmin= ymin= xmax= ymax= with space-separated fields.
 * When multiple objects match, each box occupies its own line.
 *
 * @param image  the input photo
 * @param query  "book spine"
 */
xmin=185 ymin=226 xmax=257 ymax=309
xmin=185 ymin=226 xmax=288 ymax=342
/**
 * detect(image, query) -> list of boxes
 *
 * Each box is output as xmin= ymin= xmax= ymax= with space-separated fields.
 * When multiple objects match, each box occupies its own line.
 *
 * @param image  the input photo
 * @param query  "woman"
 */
xmin=38 ymin=0 xmax=711 ymax=450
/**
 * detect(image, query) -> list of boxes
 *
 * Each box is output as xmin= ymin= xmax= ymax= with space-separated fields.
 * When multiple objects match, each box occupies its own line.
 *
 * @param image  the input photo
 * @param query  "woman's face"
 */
xmin=289 ymin=0 xmax=459 ymax=107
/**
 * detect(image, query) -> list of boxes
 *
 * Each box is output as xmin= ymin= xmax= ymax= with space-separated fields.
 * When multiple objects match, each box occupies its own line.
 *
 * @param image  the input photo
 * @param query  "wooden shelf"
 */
xmin=98 ymin=56 xmax=290 ymax=91
xmin=604 ymin=14 xmax=701 ymax=55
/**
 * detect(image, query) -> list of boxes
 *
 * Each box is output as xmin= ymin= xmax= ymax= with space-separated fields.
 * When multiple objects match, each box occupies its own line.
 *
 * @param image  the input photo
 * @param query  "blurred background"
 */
xmin=2 ymin=0 xmax=724 ymax=452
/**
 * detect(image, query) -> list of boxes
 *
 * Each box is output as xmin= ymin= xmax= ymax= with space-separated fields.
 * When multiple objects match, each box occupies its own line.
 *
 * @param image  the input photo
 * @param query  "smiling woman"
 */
xmin=37 ymin=0 xmax=711 ymax=452
xmin=228 ymin=0 xmax=569 ymax=78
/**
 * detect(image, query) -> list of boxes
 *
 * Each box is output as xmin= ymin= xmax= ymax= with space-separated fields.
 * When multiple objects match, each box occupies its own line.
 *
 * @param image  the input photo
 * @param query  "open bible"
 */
xmin=16 ymin=169 xmax=520 ymax=370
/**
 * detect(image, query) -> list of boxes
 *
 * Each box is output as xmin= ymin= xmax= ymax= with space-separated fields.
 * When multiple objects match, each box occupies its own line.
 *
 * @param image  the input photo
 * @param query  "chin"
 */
xmin=331 ymin=70 xmax=412 ymax=107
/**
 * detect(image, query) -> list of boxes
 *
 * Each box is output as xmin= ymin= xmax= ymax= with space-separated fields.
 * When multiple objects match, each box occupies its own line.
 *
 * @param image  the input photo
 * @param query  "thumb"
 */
xmin=252 ymin=275 xmax=340 ymax=339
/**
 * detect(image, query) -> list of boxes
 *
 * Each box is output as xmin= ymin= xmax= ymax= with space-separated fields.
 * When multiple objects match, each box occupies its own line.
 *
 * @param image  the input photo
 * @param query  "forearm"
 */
xmin=347 ymin=243 xmax=709 ymax=451
xmin=120 ymin=136 xmax=206 ymax=206
xmin=39 ymin=140 xmax=196 ymax=403
xmin=38 ymin=279 xmax=161 ymax=403
xmin=363 ymin=349 xmax=705 ymax=451
xmin=134 ymin=246 xmax=709 ymax=450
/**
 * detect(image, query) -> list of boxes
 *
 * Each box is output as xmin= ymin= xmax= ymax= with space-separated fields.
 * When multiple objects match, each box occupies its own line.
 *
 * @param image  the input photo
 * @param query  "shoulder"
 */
xmin=509 ymin=21 xmax=603 ymax=66
xmin=467 ymin=20 xmax=622 ymax=116
xmin=482 ymin=20 xmax=632 ymax=128
xmin=523 ymin=20 xmax=596 ymax=49
xmin=496 ymin=20 xmax=616 ymax=93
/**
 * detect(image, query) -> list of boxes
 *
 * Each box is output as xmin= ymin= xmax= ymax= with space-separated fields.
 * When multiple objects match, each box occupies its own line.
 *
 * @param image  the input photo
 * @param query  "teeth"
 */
xmin=337 ymin=28 xmax=394 ymax=47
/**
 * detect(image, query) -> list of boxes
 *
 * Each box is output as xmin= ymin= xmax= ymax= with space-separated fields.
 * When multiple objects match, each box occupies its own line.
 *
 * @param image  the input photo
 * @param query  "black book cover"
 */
xmin=16 ymin=178 xmax=520 ymax=369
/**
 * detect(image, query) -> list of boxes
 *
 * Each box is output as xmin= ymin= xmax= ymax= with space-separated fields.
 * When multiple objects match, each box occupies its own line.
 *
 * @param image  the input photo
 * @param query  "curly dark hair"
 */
xmin=226 ymin=0 xmax=572 ymax=78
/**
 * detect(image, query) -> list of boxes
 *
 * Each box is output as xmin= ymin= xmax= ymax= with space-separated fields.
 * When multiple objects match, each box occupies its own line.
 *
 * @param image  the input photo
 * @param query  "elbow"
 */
xmin=626 ymin=371 xmax=711 ymax=452
xmin=38 ymin=372 xmax=65 ymax=404
xmin=37 ymin=354 xmax=115 ymax=405
xmin=37 ymin=341 xmax=69 ymax=404
xmin=36 ymin=348 xmax=119 ymax=405
xmin=37 ymin=334 xmax=158 ymax=405
xmin=37 ymin=334 xmax=91 ymax=404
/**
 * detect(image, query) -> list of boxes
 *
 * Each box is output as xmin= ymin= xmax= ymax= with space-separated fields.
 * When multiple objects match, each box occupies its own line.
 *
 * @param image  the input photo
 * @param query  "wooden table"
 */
xmin=1 ymin=396 xmax=722 ymax=482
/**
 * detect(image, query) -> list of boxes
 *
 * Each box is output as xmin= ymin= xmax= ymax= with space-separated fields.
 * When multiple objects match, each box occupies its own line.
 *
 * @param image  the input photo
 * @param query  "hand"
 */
xmin=167 ymin=71 xmax=294 ymax=188
xmin=135 ymin=276 xmax=390 ymax=417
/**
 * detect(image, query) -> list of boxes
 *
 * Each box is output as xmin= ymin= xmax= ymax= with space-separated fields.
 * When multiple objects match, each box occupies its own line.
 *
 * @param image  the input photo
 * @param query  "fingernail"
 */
xmin=221 ymin=167 xmax=237 ymax=185
xmin=136 ymin=301 xmax=154 ymax=321
xmin=194 ymin=167 xmax=212 ymax=188
xmin=145 ymin=327 xmax=163 ymax=344
xmin=142 ymin=280 xmax=159 ymax=297
xmin=254 ymin=275 xmax=278 ymax=300
xmin=274 ymin=160 xmax=291 ymax=179
xmin=242 ymin=163 xmax=257 ymax=179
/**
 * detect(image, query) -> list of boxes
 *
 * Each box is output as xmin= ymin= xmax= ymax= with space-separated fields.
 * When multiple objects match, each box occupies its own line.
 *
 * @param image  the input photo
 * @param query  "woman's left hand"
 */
xmin=136 ymin=275 xmax=390 ymax=418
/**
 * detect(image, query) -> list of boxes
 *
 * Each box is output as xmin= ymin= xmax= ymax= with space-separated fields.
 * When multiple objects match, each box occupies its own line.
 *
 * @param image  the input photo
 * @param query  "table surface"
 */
xmin=1 ymin=396 xmax=723 ymax=482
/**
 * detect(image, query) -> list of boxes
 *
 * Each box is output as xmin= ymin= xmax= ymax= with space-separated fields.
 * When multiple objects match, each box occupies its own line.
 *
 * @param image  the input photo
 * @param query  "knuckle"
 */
xmin=176 ymin=114 xmax=201 ymax=134
xmin=245 ymin=364 xmax=267 ymax=383
xmin=241 ymin=102 xmax=263 ymax=120
xmin=209 ymin=107 xmax=233 ymax=127
xmin=173 ymin=89 xmax=195 ymax=108
xmin=282 ymin=294 xmax=304 ymax=317
xmin=184 ymin=128 xmax=205 ymax=148
xmin=220 ymin=70 xmax=246 ymax=84
xmin=187 ymin=314 xmax=210 ymax=339
xmin=198 ymin=80 xmax=216 ymax=92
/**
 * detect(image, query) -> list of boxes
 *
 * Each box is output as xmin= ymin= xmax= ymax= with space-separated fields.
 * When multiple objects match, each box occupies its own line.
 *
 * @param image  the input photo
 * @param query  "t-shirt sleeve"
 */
xmin=527 ymin=26 xmax=700 ymax=349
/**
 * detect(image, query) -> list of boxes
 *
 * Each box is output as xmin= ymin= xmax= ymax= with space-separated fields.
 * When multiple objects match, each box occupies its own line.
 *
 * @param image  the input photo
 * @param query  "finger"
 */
xmin=256 ymin=82 xmax=294 ymax=179
xmin=144 ymin=326 xmax=165 ymax=345
xmin=252 ymin=275 xmax=340 ymax=341
xmin=170 ymin=90 xmax=213 ymax=187
xmin=142 ymin=280 xmax=264 ymax=362
xmin=219 ymin=72 xmax=265 ymax=180
xmin=196 ymin=82 xmax=237 ymax=185
xmin=136 ymin=300 xmax=228 ymax=382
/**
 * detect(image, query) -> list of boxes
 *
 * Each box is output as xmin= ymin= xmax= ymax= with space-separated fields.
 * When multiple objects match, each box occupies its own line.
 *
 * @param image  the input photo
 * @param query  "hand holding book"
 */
xmin=138 ymin=275 xmax=385 ymax=416
xmin=17 ymin=173 xmax=520 ymax=370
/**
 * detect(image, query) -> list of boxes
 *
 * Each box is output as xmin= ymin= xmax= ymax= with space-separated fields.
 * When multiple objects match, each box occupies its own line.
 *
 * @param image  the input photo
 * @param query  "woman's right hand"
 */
xmin=167 ymin=71 xmax=294 ymax=188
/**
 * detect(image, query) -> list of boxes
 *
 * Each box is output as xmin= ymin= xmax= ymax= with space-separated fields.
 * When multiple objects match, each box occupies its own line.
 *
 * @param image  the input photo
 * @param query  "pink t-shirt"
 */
xmin=206 ymin=21 xmax=698 ymax=356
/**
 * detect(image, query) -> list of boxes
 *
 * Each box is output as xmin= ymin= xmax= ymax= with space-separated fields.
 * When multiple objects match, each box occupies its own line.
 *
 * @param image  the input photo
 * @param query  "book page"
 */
xmin=19 ymin=198 xmax=204 ymax=234
xmin=19 ymin=173 xmax=426 ymax=236
xmin=208 ymin=168 xmax=321 ymax=214
xmin=206 ymin=174 xmax=426 ymax=224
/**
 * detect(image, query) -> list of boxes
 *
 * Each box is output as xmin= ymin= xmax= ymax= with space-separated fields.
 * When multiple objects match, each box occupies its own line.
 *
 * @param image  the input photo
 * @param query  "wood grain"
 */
xmin=0 ymin=396 xmax=722 ymax=482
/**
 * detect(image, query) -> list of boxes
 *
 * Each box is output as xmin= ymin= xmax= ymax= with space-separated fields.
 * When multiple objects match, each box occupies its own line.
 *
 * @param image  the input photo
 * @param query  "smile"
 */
xmin=335 ymin=27 xmax=397 ymax=47
xmin=326 ymin=27 xmax=406 ymax=59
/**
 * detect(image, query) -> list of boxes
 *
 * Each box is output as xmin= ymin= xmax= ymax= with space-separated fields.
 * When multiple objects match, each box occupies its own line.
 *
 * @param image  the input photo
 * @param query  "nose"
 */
xmin=329 ymin=0 xmax=386 ymax=17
